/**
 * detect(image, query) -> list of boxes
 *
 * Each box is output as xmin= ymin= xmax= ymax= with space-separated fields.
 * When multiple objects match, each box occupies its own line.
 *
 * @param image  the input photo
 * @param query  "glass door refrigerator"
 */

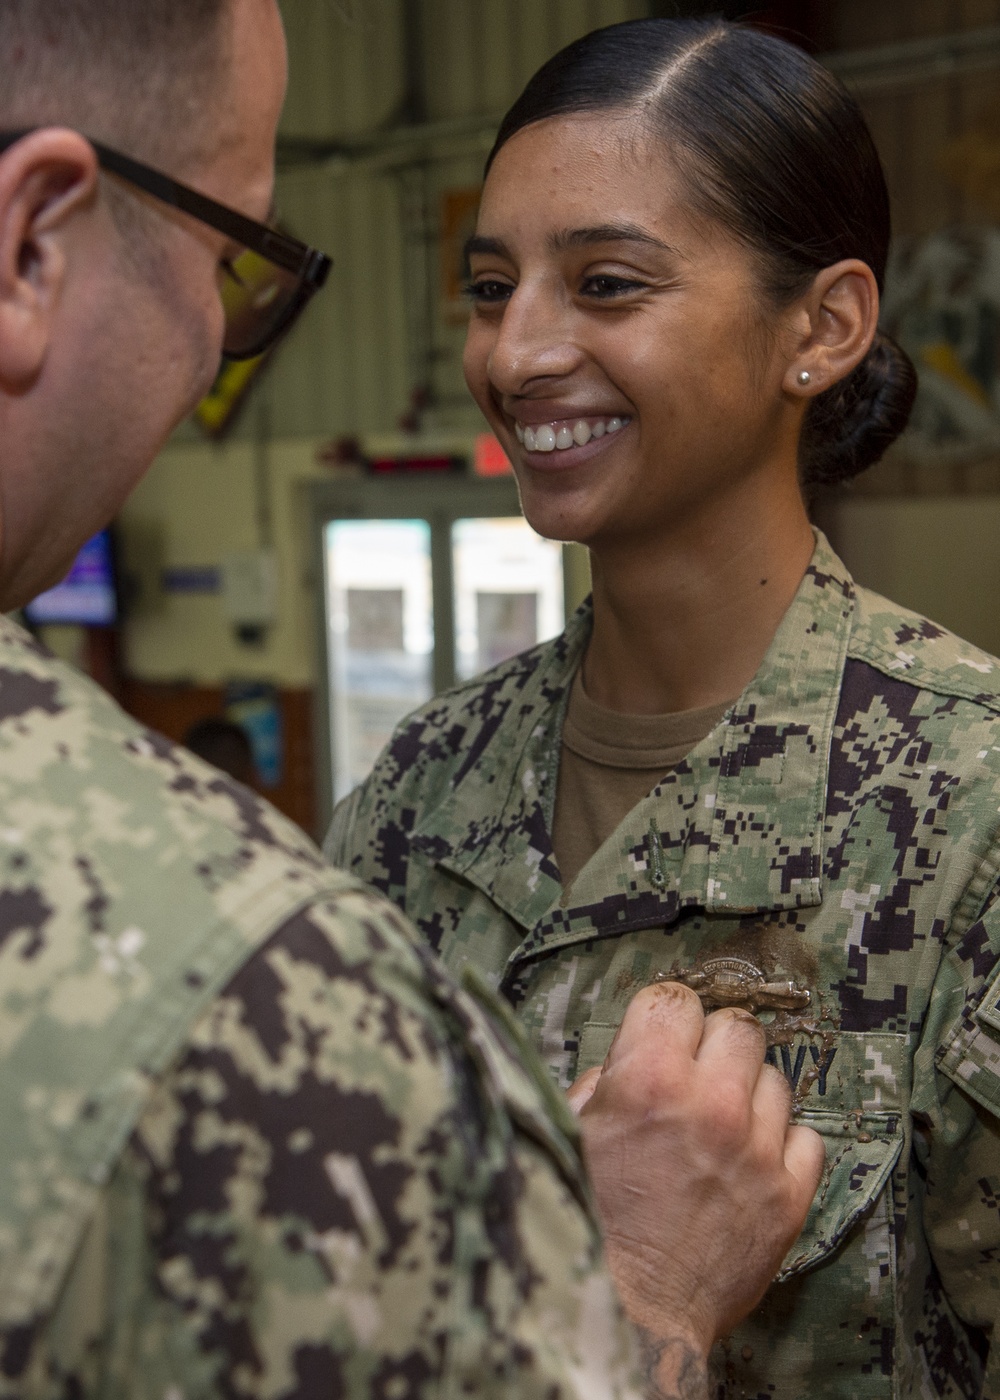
xmin=311 ymin=473 xmax=581 ymax=828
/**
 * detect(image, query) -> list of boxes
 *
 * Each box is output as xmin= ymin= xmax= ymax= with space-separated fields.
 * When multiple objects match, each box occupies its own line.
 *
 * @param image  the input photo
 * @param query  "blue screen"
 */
xmin=25 ymin=531 xmax=118 ymax=627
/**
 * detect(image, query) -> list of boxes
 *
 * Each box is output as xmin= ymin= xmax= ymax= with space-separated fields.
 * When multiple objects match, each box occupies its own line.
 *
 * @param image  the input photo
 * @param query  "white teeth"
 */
xmin=516 ymin=416 xmax=630 ymax=451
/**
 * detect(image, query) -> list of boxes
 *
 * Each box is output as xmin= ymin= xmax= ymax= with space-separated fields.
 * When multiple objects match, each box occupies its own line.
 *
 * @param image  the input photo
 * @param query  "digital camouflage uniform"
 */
xmin=0 ymin=616 xmax=641 ymax=1399
xmin=328 ymin=534 xmax=1000 ymax=1400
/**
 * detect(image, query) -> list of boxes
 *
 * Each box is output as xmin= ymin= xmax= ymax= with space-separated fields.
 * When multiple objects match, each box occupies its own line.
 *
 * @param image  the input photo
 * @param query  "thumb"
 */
xmin=566 ymin=1065 xmax=603 ymax=1116
xmin=783 ymin=1123 xmax=826 ymax=1212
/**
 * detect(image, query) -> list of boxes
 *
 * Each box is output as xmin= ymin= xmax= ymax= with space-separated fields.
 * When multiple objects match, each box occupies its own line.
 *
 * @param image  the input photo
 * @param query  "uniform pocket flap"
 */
xmin=937 ymin=957 xmax=1000 ymax=1118
xmin=579 ymin=1020 xmax=906 ymax=1281
xmin=974 ymin=957 xmax=1000 ymax=1036
xmin=777 ymin=1110 xmax=904 ymax=1280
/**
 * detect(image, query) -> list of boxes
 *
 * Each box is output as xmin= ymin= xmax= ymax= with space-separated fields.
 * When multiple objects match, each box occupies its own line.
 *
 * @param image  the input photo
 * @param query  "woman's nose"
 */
xmin=485 ymin=286 xmax=584 ymax=394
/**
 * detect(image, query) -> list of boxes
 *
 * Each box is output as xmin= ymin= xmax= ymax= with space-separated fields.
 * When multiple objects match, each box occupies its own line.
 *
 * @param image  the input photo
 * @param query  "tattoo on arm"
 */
xmin=636 ymin=1330 xmax=709 ymax=1400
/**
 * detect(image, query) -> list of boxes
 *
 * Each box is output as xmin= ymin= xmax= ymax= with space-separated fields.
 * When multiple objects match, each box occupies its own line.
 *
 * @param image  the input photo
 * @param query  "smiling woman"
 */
xmin=328 ymin=18 xmax=1000 ymax=1400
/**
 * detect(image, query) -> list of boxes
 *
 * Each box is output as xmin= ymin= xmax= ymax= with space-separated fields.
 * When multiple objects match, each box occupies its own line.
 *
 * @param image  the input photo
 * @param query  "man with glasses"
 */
xmin=0 ymin=2 xmax=823 ymax=1397
xmin=0 ymin=133 xmax=331 ymax=361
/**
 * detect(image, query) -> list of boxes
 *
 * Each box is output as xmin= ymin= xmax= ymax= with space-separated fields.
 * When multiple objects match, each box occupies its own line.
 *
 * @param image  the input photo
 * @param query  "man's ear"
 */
xmin=0 ymin=129 xmax=100 ymax=389
xmin=782 ymin=258 xmax=880 ymax=400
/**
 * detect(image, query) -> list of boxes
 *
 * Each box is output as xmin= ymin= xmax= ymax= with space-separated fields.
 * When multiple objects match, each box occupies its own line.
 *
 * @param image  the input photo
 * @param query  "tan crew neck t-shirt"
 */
xmin=552 ymin=670 xmax=733 ymax=892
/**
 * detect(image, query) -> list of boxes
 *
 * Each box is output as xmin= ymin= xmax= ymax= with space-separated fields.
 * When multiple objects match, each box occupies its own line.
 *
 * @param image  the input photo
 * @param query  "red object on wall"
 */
xmin=368 ymin=454 xmax=459 ymax=475
xmin=473 ymin=433 xmax=512 ymax=478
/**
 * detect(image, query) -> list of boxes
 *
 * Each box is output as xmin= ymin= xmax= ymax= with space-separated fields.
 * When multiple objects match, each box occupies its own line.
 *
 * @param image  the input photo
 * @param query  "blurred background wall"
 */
xmin=35 ymin=0 xmax=1000 ymax=837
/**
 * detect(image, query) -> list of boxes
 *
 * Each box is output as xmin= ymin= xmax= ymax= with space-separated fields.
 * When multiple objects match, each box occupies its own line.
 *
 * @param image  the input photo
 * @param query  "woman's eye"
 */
xmin=581 ymin=274 xmax=645 ymax=299
xmin=464 ymin=279 xmax=513 ymax=306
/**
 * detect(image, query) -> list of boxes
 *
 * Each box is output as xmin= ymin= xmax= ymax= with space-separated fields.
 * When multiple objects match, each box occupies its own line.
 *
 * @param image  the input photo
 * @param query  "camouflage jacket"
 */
xmin=0 ymin=616 xmax=640 ymax=1399
xmin=328 ymin=534 xmax=1000 ymax=1400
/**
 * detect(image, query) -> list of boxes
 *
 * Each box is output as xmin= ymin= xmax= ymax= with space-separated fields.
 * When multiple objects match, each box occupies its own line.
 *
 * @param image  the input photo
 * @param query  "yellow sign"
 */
xmin=440 ymin=187 xmax=482 ymax=324
xmin=194 ymin=354 xmax=267 ymax=439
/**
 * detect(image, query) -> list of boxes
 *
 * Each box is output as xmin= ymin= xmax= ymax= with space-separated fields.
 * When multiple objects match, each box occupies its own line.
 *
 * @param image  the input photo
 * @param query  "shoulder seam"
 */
xmin=849 ymin=586 xmax=1000 ymax=713
xmin=847 ymin=641 xmax=1000 ymax=713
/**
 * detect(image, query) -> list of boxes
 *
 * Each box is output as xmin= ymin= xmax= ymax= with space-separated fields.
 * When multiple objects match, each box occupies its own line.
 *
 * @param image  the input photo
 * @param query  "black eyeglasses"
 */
xmin=0 ymin=130 xmax=332 ymax=360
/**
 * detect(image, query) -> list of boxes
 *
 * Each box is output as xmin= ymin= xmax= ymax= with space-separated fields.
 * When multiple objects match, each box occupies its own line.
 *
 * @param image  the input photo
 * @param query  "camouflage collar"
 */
xmin=412 ymin=534 xmax=855 ymax=951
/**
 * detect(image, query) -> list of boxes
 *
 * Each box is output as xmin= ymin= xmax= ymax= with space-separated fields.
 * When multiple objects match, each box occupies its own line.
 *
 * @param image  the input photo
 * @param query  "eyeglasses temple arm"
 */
xmin=92 ymin=141 xmax=331 ymax=286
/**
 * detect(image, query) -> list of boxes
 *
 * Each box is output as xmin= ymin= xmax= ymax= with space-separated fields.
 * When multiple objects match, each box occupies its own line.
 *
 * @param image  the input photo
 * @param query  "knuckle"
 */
xmin=720 ymin=1006 xmax=768 ymax=1049
xmin=639 ymin=979 xmax=704 ymax=1020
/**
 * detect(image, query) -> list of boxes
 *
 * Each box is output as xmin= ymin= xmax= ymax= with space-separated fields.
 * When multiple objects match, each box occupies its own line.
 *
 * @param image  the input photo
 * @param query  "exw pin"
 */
xmin=655 ymin=956 xmax=811 ymax=1014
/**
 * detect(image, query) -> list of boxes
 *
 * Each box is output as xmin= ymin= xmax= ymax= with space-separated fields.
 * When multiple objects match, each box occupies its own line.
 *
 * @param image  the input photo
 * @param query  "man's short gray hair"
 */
xmin=0 ymin=0 xmax=231 ymax=165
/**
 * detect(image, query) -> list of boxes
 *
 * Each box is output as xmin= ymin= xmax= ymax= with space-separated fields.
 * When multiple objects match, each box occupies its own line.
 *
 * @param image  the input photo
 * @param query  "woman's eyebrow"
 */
xmin=463 ymin=225 xmax=684 ymax=264
xmin=550 ymin=223 xmax=683 ymax=256
xmin=464 ymin=234 xmax=510 ymax=263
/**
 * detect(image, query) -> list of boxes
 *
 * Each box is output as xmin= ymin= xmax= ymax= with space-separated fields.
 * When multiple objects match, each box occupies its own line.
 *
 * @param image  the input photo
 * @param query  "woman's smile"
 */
xmin=509 ymin=410 xmax=633 ymax=471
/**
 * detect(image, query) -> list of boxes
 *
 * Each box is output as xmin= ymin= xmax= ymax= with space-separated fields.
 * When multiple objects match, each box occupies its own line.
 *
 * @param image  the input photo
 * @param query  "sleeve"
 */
xmin=912 ymin=887 xmax=1000 ymax=1392
xmin=115 ymin=889 xmax=642 ymax=1400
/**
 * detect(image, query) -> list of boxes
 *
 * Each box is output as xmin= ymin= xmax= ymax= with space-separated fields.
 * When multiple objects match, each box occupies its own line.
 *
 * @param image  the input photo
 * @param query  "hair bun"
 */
xmin=801 ymin=331 xmax=918 ymax=488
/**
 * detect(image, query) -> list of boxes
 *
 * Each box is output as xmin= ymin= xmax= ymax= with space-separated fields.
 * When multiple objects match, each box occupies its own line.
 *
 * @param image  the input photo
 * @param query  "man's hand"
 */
xmin=567 ymin=982 xmax=825 ymax=1399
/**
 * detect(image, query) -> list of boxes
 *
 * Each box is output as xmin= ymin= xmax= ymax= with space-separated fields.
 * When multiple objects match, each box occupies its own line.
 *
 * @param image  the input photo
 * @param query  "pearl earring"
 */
xmin=797 ymin=370 xmax=812 ymax=386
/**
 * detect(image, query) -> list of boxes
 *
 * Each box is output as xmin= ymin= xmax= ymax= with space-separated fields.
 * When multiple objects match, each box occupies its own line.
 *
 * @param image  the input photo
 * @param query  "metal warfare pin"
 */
xmin=654 ymin=956 xmax=812 ymax=1015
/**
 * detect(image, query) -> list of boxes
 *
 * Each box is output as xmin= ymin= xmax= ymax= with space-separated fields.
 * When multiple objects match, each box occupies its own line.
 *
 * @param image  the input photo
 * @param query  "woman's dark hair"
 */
xmin=487 ymin=19 xmax=917 ymax=488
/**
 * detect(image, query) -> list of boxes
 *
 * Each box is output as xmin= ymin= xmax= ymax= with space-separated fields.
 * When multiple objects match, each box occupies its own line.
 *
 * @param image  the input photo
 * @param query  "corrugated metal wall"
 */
xmin=420 ymin=0 xmax=646 ymax=118
xmin=833 ymin=0 xmax=1000 ymax=239
xmin=810 ymin=0 xmax=1000 ymax=650
xmin=225 ymin=0 xmax=648 ymax=444
xmin=280 ymin=2 xmax=404 ymax=138
xmin=262 ymin=168 xmax=411 ymax=442
xmin=823 ymin=0 xmax=1000 ymax=499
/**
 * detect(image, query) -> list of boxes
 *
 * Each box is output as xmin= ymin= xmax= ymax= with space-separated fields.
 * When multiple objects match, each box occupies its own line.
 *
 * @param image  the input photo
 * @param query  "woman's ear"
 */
xmin=783 ymin=258 xmax=880 ymax=399
xmin=0 ymin=129 xmax=100 ymax=389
